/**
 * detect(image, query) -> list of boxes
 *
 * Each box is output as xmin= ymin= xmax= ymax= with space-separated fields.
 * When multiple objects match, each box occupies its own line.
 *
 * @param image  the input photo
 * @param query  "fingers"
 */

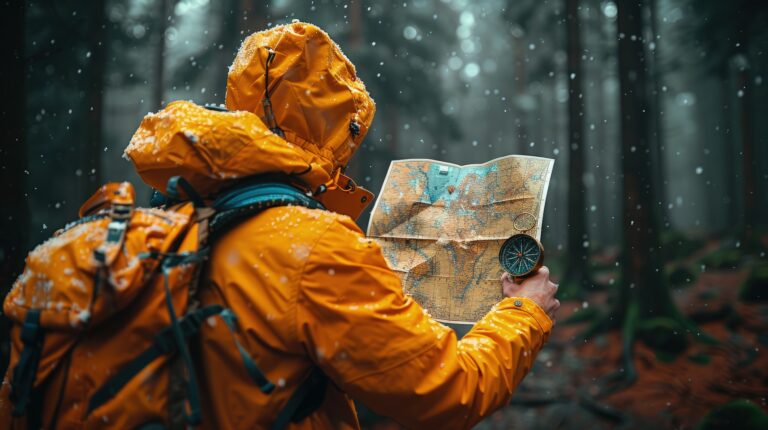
xmin=548 ymin=298 xmax=560 ymax=321
xmin=549 ymin=281 xmax=558 ymax=293
xmin=538 ymin=266 xmax=550 ymax=277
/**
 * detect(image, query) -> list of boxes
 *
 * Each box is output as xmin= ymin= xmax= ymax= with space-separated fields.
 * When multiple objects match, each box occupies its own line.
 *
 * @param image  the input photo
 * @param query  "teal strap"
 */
xmin=11 ymin=309 xmax=44 ymax=417
xmin=87 ymin=305 xmax=223 ymax=415
xmin=166 ymin=176 xmax=205 ymax=208
xmin=138 ymin=249 xmax=209 ymax=267
xmin=271 ymin=368 xmax=327 ymax=430
xmin=209 ymin=181 xmax=325 ymax=238
xmin=219 ymin=309 xmax=275 ymax=394
xmin=160 ymin=267 xmax=203 ymax=425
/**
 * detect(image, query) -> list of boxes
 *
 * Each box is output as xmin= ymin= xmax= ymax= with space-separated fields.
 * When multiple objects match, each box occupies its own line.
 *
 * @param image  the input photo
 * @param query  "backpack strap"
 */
xmin=10 ymin=309 xmax=44 ymax=418
xmin=219 ymin=310 xmax=275 ymax=393
xmin=166 ymin=176 xmax=206 ymax=208
xmin=127 ymin=178 xmax=330 ymax=428
xmin=210 ymin=180 xmax=331 ymax=428
xmin=210 ymin=181 xmax=325 ymax=237
xmin=87 ymin=305 xmax=224 ymax=415
xmin=271 ymin=368 xmax=328 ymax=430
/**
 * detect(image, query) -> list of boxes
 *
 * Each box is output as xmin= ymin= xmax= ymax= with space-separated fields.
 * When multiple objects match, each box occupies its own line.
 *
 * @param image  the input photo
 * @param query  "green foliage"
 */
xmin=560 ymin=306 xmax=599 ymax=325
xmin=696 ymin=399 xmax=768 ymax=430
xmin=668 ymin=265 xmax=697 ymax=287
xmin=698 ymin=248 xmax=743 ymax=270
xmin=637 ymin=317 xmax=689 ymax=356
xmin=661 ymin=231 xmax=705 ymax=261
xmin=687 ymin=353 xmax=711 ymax=365
xmin=739 ymin=263 xmax=768 ymax=302
xmin=654 ymin=351 xmax=677 ymax=363
xmin=556 ymin=277 xmax=585 ymax=301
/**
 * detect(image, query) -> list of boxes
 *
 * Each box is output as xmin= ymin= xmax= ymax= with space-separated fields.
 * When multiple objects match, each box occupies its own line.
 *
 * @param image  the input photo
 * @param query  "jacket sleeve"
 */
xmin=295 ymin=216 xmax=553 ymax=429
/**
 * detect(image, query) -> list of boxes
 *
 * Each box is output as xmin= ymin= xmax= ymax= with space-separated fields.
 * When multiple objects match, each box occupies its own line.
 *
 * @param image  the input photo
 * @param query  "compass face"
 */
xmin=499 ymin=234 xmax=543 ymax=277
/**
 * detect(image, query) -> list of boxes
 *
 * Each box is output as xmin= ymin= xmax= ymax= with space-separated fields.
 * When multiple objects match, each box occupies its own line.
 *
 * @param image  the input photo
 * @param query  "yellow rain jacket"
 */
xmin=131 ymin=22 xmax=552 ymax=429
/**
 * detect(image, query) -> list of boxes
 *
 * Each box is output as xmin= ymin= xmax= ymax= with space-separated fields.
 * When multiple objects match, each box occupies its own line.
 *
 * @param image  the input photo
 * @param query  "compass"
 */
xmin=499 ymin=234 xmax=544 ymax=278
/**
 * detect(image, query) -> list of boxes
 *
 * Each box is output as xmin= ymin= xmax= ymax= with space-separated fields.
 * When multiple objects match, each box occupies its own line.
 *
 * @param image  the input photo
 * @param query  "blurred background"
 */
xmin=1 ymin=0 xmax=767 ymax=429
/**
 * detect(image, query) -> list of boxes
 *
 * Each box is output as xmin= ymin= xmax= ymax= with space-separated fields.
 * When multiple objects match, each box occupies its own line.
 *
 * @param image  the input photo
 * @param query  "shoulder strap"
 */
xmin=209 ymin=181 xmax=325 ymax=238
xmin=271 ymin=368 xmax=328 ymax=430
xmin=10 ymin=309 xmax=44 ymax=430
xmin=208 ymin=180 xmax=331 ymax=428
xmin=85 ymin=178 xmax=329 ymax=428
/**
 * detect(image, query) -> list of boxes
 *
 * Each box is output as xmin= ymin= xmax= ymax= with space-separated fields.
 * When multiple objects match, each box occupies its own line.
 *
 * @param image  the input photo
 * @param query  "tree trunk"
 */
xmin=85 ymin=0 xmax=107 ymax=195
xmin=346 ymin=0 xmax=366 ymax=181
xmin=594 ymin=67 xmax=607 ymax=247
xmin=0 ymin=0 xmax=28 ymax=376
xmin=719 ymin=70 xmax=737 ymax=229
xmin=735 ymin=63 xmax=757 ymax=249
xmin=647 ymin=0 xmax=668 ymax=229
xmin=153 ymin=0 xmax=172 ymax=110
xmin=238 ymin=0 xmax=268 ymax=37
xmin=563 ymin=0 xmax=589 ymax=294
xmin=349 ymin=0 xmax=363 ymax=50
xmin=617 ymin=0 xmax=676 ymax=320
xmin=513 ymin=35 xmax=528 ymax=154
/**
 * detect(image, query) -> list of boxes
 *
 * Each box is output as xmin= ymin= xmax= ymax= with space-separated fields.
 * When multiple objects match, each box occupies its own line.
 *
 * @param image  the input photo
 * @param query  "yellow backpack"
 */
xmin=3 ymin=178 xmax=325 ymax=429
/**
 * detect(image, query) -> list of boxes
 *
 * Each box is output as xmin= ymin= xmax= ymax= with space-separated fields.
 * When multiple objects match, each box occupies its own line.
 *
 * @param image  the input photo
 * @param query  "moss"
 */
xmin=696 ymin=399 xmax=768 ymax=430
xmin=661 ymin=231 xmax=705 ymax=261
xmin=637 ymin=317 xmax=689 ymax=355
xmin=698 ymin=248 xmax=743 ymax=270
xmin=654 ymin=351 xmax=677 ymax=363
xmin=669 ymin=265 xmax=697 ymax=287
xmin=687 ymin=353 xmax=711 ymax=365
xmin=739 ymin=264 xmax=768 ymax=302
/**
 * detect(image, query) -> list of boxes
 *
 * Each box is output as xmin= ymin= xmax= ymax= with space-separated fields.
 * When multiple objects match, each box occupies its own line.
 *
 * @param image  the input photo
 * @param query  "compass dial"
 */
xmin=499 ymin=234 xmax=544 ymax=277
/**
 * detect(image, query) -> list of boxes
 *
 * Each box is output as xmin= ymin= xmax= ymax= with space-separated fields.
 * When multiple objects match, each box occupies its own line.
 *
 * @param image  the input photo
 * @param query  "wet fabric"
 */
xmin=1 ymin=21 xmax=553 ymax=429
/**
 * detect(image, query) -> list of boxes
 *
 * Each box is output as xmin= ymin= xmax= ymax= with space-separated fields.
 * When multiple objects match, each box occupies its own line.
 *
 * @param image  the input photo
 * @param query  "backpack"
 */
xmin=3 ymin=176 xmax=328 ymax=429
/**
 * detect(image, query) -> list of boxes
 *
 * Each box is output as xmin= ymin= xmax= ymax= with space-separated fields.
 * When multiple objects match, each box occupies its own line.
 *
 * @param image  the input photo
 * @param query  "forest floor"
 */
xmin=362 ymin=237 xmax=768 ymax=430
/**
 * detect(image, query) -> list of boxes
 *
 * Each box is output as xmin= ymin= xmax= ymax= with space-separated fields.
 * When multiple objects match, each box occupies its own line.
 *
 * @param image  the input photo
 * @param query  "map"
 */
xmin=367 ymin=155 xmax=554 ymax=324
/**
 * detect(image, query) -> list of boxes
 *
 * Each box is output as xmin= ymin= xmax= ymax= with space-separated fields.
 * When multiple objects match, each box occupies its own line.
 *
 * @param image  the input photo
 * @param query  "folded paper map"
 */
xmin=367 ymin=155 xmax=554 ymax=324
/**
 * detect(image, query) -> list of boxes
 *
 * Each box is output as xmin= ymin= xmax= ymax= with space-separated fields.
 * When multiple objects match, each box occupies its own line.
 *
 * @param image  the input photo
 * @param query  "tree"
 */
xmin=503 ymin=0 xmax=547 ymax=155
xmin=561 ymin=0 xmax=590 ymax=297
xmin=678 ymin=0 xmax=768 ymax=249
xmin=84 ymin=0 xmax=108 ymax=193
xmin=586 ymin=0 xmax=711 ymax=391
xmin=0 ymin=0 xmax=29 ymax=375
xmin=343 ymin=1 xmax=460 ymax=153
xmin=152 ymin=0 xmax=173 ymax=110
xmin=645 ymin=0 xmax=668 ymax=230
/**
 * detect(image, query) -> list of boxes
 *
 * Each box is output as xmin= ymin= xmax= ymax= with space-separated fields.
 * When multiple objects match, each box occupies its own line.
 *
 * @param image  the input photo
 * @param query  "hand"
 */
xmin=501 ymin=266 xmax=560 ymax=322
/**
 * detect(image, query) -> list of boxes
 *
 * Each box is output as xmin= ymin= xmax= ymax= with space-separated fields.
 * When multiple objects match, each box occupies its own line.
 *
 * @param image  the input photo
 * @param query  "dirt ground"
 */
xmin=363 ymin=248 xmax=768 ymax=430
xmin=477 ymin=265 xmax=768 ymax=430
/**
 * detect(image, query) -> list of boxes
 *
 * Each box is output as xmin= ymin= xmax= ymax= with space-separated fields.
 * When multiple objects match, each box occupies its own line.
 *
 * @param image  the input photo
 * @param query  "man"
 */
xmin=135 ymin=21 xmax=559 ymax=429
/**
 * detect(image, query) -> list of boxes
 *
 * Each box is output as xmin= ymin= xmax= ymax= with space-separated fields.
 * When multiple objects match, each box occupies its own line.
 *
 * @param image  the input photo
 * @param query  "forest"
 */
xmin=1 ymin=0 xmax=767 ymax=429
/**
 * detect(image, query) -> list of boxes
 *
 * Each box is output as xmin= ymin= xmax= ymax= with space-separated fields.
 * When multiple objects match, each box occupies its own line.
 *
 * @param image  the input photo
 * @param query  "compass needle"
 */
xmin=499 ymin=234 xmax=544 ymax=278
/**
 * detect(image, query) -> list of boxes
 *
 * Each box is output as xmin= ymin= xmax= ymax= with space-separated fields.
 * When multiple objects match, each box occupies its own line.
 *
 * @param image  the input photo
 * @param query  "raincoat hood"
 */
xmin=125 ymin=21 xmax=375 ymax=197
xmin=227 ymin=21 xmax=375 ymax=167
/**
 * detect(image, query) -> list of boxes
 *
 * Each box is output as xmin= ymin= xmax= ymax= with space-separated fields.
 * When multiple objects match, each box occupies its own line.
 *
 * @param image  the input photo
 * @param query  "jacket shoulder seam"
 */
xmin=290 ymin=213 xmax=342 ymax=344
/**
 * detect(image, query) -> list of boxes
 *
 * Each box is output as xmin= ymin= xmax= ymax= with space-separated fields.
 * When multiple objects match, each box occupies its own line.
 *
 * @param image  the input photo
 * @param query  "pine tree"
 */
xmin=0 ymin=0 xmax=29 ymax=376
xmin=587 ymin=0 xmax=713 ymax=392
xmin=678 ymin=0 xmax=768 ymax=250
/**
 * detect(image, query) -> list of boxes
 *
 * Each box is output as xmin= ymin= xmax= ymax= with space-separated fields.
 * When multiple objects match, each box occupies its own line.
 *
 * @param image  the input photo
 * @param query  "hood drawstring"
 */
xmin=262 ymin=48 xmax=285 ymax=138
xmin=313 ymin=168 xmax=342 ymax=196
